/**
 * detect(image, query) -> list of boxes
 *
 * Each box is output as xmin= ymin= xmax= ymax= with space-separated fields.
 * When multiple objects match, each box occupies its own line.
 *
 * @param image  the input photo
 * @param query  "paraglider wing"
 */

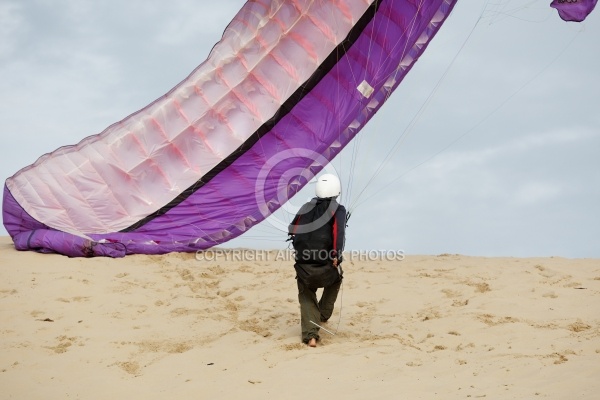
xmin=3 ymin=0 xmax=458 ymax=257
xmin=551 ymin=0 xmax=597 ymax=22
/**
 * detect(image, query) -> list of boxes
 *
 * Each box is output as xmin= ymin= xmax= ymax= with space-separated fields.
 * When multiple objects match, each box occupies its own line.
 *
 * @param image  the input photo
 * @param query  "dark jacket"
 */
xmin=288 ymin=197 xmax=346 ymax=287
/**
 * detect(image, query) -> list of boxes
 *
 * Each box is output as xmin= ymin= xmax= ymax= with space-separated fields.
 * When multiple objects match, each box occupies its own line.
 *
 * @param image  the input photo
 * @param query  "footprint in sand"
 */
xmin=115 ymin=339 xmax=195 ymax=375
xmin=117 ymin=361 xmax=140 ymax=375
xmin=56 ymin=296 xmax=90 ymax=303
xmin=406 ymin=360 xmax=423 ymax=367
xmin=567 ymin=321 xmax=591 ymax=332
xmin=238 ymin=318 xmax=272 ymax=338
xmin=534 ymin=264 xmax=556 ymax=278
xmin=545 ymin=351 xmax=576 ymax=365
xmin=477 ymin=313 xmax=519 ymax=326
xmin=418 ymin=307 xmax=443 ymax=322
xmin=452 ymin=299 xmax=469 ymax=307
xmin=460 ymin=279 xmax=491 ymax=293
xmin=535 ymin=265 xmax=578 ymax=287
xmin=46 ymin=335 xmax=83 ymax=354
xmin=441 ymin=289 xmax=469 ymax=306
xmin=177 ymin=268 xmax=195 ymax=281
xmin=0 ymin=289 xmax=18 ymax=297
xmin=217 ymin=287 xmax=239 ymax=297
xmin=282 ymin=343 xmax=305 ymax=351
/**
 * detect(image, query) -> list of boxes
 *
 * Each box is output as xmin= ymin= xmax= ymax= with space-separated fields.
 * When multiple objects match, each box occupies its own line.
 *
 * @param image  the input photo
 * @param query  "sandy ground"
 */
xmin=1 ymin=236 xmax=599 ymax=399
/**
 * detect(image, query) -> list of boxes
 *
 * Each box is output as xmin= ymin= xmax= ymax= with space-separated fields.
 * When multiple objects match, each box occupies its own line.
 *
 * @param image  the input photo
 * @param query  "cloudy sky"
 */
xmin=1 ymin=1 xmax=598 ymax=257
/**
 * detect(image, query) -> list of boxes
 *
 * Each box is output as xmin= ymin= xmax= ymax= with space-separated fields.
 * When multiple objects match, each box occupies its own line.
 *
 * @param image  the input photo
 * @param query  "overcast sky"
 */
xmin=1 ymin=1 xmax=599 ymax=258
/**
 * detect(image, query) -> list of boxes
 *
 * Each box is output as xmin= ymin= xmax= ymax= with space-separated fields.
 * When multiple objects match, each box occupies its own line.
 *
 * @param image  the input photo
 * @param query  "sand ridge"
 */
xmin=1 ymin=237 xmax=599 ymax=399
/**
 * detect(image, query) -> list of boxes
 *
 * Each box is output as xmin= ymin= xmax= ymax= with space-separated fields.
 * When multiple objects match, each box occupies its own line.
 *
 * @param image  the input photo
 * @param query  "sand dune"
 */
xmin=1 ymin=237 xmax=599 ymax=399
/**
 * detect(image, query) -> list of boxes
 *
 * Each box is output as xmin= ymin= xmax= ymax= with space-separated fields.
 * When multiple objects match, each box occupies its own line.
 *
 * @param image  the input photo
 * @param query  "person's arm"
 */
xmin=288 ymin=213 xmax=300 ymax=236
xmin=332 ymin=204 xmax=346 ymax=264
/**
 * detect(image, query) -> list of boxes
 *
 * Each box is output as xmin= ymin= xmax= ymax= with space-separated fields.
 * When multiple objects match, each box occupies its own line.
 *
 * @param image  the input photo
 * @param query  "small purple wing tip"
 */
xmin=551 ymin=0 xmax=597 ymax=22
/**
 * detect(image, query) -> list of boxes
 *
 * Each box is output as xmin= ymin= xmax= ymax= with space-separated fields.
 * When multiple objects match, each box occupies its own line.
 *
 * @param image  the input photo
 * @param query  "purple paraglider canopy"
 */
xmin=3 ymin=0 xmax=596 ymax=257
xmin=2 ymin=0 xmax=459 ymax=257
xmin=551 ymin=0 xmax=597 ymax=22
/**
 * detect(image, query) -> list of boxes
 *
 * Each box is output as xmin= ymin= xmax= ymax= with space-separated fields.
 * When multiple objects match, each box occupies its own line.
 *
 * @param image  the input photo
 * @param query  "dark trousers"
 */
xmin=297 ymin=277 xmax=342 ymax=343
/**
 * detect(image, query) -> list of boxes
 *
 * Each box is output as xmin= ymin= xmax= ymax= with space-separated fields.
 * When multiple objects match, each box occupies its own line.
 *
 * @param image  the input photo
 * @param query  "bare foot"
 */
xmin=308 ymin=338 xmax=317 ymax=347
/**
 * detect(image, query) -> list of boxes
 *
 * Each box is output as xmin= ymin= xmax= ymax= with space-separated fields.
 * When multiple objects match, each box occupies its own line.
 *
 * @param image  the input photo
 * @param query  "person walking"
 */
xmin=288 ymin=174 xmax=346 ymax=347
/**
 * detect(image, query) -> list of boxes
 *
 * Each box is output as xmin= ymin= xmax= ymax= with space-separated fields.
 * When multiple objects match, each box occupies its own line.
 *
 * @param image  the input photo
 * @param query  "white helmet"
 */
xmin=315 ymin=174 xmax=341 ymax=198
